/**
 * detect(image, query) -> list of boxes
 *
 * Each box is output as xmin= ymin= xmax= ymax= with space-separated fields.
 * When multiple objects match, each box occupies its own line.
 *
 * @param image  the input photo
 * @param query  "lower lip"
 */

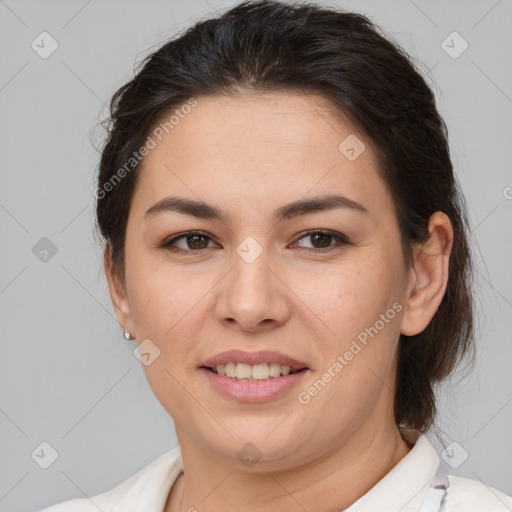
xmin=200 ymin=367 xmax=309 ymax=403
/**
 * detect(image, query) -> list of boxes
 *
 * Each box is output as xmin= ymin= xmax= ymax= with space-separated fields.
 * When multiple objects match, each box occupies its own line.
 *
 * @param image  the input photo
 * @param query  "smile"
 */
xmin=207 ymin=362 xmax=306 ymax=380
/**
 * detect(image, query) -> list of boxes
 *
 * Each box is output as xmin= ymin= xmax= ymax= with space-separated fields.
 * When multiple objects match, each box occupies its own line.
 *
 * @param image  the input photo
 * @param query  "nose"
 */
xmin=216 ymin=248 xmax=291 ymax=333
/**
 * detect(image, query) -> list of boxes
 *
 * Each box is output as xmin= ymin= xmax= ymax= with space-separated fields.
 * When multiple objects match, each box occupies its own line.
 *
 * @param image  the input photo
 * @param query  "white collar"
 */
xmin=344 ymin=431 xmax=441 ymax=511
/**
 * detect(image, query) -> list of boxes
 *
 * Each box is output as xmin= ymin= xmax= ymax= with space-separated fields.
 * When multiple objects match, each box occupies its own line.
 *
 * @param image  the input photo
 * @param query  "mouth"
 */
xmin=202 ymin=362 xmax=308 ymax=381
xmin=200 ymin=358 xmax=310 ymax=403
xmin=200 ymin=349 xmax=310 ymax=384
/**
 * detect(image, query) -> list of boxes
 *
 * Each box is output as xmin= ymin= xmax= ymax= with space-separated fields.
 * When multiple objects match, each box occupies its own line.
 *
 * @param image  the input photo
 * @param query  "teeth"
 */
xmin=225 ymin=362 xmax=236 ymax=378
xmin=280 ymin=365 xmax=290 ymax=376
xmin=236 ymin=363 xmax=252 ymax=380
xmin=214 ymin=362 xmax=299 ymax=380
xmin=251 ymin=363 xmax=269 ymax=380
xmin=269 ymin=363 xmax=281 ymax=377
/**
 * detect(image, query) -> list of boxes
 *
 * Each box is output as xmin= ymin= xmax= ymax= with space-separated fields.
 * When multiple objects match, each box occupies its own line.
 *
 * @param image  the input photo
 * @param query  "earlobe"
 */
xmin=103 ymin=247 xmax=135 ymax=337
xmin=400 ymin=212 xmax=453 ymax=337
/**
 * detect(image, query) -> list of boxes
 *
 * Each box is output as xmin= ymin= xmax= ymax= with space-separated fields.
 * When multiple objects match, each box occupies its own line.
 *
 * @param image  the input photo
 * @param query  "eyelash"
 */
xmin=160 ymin=229 xmax=351 ymax=254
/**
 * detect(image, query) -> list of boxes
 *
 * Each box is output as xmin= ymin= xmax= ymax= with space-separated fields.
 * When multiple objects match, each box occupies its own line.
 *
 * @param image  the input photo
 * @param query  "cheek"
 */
xmin=123 ymin=247 xmax=201 ymax=359
xmin=298 ymin=258 xmax=403 ymax=416
xmin=125 ymin=259 xmax=206 ymax=414
xmin=306 ymin=255 xmax=402 ymax=336
xmin=300 ymin=251 xmax=404 ymax=402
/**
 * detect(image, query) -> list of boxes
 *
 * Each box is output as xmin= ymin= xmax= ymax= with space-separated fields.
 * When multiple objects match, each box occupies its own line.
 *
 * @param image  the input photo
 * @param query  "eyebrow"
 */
xmin=144 ymin=194 xmax=368 ymax=222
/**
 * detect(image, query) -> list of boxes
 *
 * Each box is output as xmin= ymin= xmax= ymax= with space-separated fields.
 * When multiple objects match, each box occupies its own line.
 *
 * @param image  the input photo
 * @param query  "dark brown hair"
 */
xmin=95 ymin=0 xmax=474 ymax=434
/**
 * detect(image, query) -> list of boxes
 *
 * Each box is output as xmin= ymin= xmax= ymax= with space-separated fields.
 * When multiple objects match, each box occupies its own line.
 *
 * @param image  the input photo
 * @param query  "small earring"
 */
xmin=123 ymin=329 xmax=132 ymax=341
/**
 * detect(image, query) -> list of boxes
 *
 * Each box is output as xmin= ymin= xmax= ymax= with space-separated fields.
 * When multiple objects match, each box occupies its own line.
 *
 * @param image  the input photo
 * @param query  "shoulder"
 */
xmin=36 ymin=447 xmax=183 ymax=512
xmin=446 ymin=474 xmax=512 ymax=511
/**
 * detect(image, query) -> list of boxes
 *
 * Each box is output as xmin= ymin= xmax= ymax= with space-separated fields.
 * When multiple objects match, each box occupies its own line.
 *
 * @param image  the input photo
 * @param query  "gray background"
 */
xmin=0 ymin=0 xmax=511 ymax=510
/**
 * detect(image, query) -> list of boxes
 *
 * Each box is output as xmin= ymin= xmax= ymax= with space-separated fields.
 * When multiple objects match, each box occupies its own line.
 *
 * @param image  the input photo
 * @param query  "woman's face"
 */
xmin=114 ymin=92 xmax=413 ymax=469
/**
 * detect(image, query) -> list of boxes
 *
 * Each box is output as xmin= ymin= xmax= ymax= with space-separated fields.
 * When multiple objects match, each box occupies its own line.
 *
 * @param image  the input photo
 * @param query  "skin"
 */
xmin=105 ymin=92 xmax=453 ymax=512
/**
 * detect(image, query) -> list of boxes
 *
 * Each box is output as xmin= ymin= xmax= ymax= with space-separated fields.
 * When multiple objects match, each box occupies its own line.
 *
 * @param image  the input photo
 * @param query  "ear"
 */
xmin=104 ymin=246 xmax=136 ymax=338
xmin=401 ymin=211 xmax=453 ymax=336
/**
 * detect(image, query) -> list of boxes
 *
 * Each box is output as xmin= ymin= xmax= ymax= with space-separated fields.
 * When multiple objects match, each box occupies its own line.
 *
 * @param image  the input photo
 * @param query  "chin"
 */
xmin=207 ymin=422 xmax=309 ymax=466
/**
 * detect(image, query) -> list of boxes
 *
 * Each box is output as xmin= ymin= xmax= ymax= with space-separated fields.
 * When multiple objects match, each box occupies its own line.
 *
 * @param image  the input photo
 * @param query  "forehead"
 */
xmin=133 ymin=92 xmax=390 ymax=218
xmin=145 ymin=92 xmax=367 ymax=165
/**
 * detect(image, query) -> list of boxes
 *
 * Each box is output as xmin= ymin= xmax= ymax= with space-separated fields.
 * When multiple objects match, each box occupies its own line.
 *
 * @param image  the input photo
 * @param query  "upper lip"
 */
xmin=201 ymin=350 xmax=309 ymax=371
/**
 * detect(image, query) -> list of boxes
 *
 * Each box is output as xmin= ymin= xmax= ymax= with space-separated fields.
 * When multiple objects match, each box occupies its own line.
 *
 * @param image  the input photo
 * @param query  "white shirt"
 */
xmin=38 ymin=434 xmax=512 ymax=512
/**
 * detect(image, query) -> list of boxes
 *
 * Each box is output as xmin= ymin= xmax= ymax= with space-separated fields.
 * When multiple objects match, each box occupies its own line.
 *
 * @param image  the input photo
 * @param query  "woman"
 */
xmin=39 ymin=1 xmax=512 ymax=511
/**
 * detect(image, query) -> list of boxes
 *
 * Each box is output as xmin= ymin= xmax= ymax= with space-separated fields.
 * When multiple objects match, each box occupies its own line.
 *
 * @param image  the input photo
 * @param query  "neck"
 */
xmin=167 ymin=423 xmax=414 ymax=512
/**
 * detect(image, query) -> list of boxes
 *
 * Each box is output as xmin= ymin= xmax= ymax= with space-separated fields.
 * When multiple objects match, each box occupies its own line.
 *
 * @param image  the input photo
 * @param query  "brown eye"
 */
xmin=309 ymin=232 xmax=332 ymax=248
xmin=294 ymin=230 xmax=350 ymax=251
xmin=161 ymin=231 xmax=215 ymax=251
xmin=185 ymin=234 xmax=210 ymax=249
